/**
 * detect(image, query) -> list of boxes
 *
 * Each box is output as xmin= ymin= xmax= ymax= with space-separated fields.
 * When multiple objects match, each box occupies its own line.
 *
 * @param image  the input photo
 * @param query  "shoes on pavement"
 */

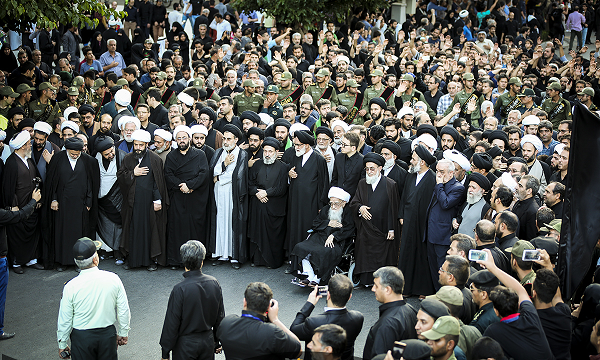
xmin=147 ymin=264 xmax=158 ymax=271
xmin=56 ymin=266 xmax=66 ymax=272
xmin=0 ymin=332 xmax=15 ymax=340
xmin=231 ymin=263 xmax=240 ymax=270
xmin=12 ymin=266 xmax=23 ymax=274
xmin=27 ymin=263 xmax=44 ymax=270
xmin=115 ymin=259 xmax=124 ymax=266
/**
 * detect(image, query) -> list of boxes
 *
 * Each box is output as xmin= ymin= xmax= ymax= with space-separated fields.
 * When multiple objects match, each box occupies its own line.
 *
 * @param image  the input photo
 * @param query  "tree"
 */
xmin=0 ymin=0 xmax=122 ymax=33
xmin=230 ymin=0 xmax=388 ymax=31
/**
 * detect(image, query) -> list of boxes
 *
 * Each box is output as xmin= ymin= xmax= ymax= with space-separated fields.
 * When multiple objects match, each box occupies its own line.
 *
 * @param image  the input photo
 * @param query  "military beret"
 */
xmin=469 ymin=269 xmax=499 ymax=288
xmin=468 ymin=172 xmax=491 ymax=191
xmin=419 ymin=298 xmax=450 ymax=320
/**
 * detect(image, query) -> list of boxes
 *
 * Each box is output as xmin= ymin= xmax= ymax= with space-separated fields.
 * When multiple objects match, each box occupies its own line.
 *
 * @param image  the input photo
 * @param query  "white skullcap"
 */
xmin=501 ymin=172 xmax=518 ymax=192
xmin=33 ymin=121 xmax=53 ymax=135
xmin=412 ymin=133 xmax=437 ymax=152
xmin=521 ymin=134 xmax=543 ymax=152
xmin=443 ymin=149 xmax=471 ymax=171
xmin=459 ymin=10 xmax=469 ymax=18
xmin=177 ymin=92 xmax=194 ymax=107
xmin=174 ymin=125 xmax=192 ymax=138
xmin=0 ymin=130 xmax=6 ymax=141
xmin=63 ymin=106 xmax=78 ymax=121
xmin=522 ymin=115 xmax=540 ymax=126
xmin=289 ymin=123 xmax=310 ymax=137
xmin=258 ymin=113 xmax=273 ymax=126
xmin=131 ymin=129 xmax=151 ymax=143
xmin=328 ymin=186 xmax=351 ymax=203
xmin=480 ymin=100 xmax=494 ymax=115
xmin=331 ymin=120 xmax=350 ymax=133
xmin=9 ymin=131 xmax=30 ymax=150
xmin=114 ymin=89 xmax=131 ymax=106
xmin=190 ymin=125 xmax=208 ymax=136
xmin=118 ymin=116 xmax=141 ymax=131
xmin=397 ymin=106 xmax=414 ymax=119
xmin=337 ymin=55 xmax=350 ymax=64
xmin=154 ymin=128 xmax=173 ymax=142
xmin=61 ymin=120 xmax=80 ymax=133
xmin=554 ymin=143 xmax=566 ymax=155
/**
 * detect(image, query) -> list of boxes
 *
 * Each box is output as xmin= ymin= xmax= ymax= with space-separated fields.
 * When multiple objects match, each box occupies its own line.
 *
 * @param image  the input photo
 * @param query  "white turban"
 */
xmin=289 ymin=123 xmax=310 ymax=137
xmin=61 ymin=120 xmax=80 ymax=133
xmin=0 ymin=130 xmax=5 ymax=141
xmin=9 ymin=131 xmax=30 ymax=150
xmin=154 ymin=128 xmax=173 ymax=142
xmin=190 ymin=125 xmax=208 ymax=136
xmin=522 ymin=115 xmax=540 ymax=126
xmin=501 ymin=172 xmax=518 ymax=192
xmin=63 ymin=106 xmax=79 ymax=121
xmin=331 ymin=120 xmax=350 ymax=133
xmin=131 ymin=129 xmax=151 ymax=143
xmin=118 ymin=116 xmax=141 ymax=131
xmin=554 ymin=143 xmax=566 ymax=155
xmin=412 ymin=133 xmax=437 ymax=152
xmin=34 ymin=121 xmax=53 ymax=135
xmin=521 ymin=134 xmax=543 ymax=152
xmin=328 ymin=186 xmax=351 ymax=203
xmin=115 ymin=89 xmax=131 ymax=106
xmin=337 ymin=55 xmax=350 ymax=65
xmin=397 ymin=106 xmax=414 ymax=119
xmin=174 ymin=125 xmax=192 ymax=138
xmin=258 ymin=113 xmax=273 ymax=126
xmin=177 ymin=92 xmax=194 ymax=107
xmin=443 ymin=149 xmax=471 ymax=171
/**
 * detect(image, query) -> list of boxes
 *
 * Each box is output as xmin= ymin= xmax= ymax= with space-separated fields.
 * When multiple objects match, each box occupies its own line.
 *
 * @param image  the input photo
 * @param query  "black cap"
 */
xmin=64 ymin=137 xmax=85 ymax=151
xmin=247 ymin=126 xmax=264 ymax=140
xmin=419 ymin=298 xmax=450 ymax=320
xmin=72 ymin=237 xmax=102 ymax=260
xmin=472 ymin=153 xmax=493 ymax=171
xmin=315 ymin=126 xmax=334 ymax=140
xmin=469 ymin=269 xmax=499 ymax=288
xmin=415 ymin=144 xmax=436 ymax=166
xmin=223 ymin=124 xmax=242 ymax=140
xmin=262 ymin=136 xmax=280 ymax=151
xmin=94 ymin=136 xmax=115 ymax=153
xmin=440 ymin=126 xmax=459 ymax=142
xmin=468 ymin=172 xmax=491 ymax=191
xmin=295 ymin=130 xmax=315 ymax=146
xmin=401 ymin=339 xmax=432 ymax=360
xmin=364 ymin=152 xmax=385 ymax=167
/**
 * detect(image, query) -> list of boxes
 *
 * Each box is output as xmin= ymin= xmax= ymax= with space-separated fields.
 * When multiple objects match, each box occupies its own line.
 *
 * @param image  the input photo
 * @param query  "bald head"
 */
xmin=475 ymin=219 xmax=496 ymax=244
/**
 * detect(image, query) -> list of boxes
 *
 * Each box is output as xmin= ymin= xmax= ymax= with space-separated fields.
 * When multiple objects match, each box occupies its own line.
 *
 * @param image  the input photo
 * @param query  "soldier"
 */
xmin=442 ymin=73 xmax=481 ymax=127
xmin=468 ymin=270 xmax=500 ymax=334
xmin=394 ymin=74 xmax=436 ymax=119
xmin=494 ymin=77 xmax=523 ymax=123
xmin=233 ymin=79 xmax=264 ymax=116
xmin=516 ymin=88 xmax=540 ymax=117
xmin=361 ymin=69 xmax=395 ymax=117
xmin=338 ymin=79 xmax=364 ymax=124
xmin=261 ymin=85 xmax=283 ymax=120
xmin=540 ymin=82 xmax=572 ymax=129
xmin=0 ymin=86 xmax=18 ymax=118
xmin=91 ymin=79 xmax=110 ymax=114
xmin=191 ymin=78 xmax=221 ymax=102
xmin=29 ymin=82 xmax=61 ymax=125
xmin=304 ymin=68 xmax=338 ymax=106
xmin=140 ymin=71 xmax=178 ymax=110
xmin=277 ymin=71 xmax=303 ymax=106
xmin=59 ymin=87 xmax=80 ymax=112
xmin=13 ymin=84 xmax=35 ymax=118
xmin=72 ymin=76 xmax=93 ymax=105
xmin=577 ymin=87 xmax=598 ymax=111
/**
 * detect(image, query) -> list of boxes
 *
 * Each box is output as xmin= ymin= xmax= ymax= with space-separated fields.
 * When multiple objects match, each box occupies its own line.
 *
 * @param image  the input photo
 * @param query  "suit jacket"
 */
xmin=290 ymin=302 xmax=364 ymax=360
xmin=426 ymin=178 xmax=466 ymax=245
xmin=330 ymin=152 xmax=364 ymax=198
xmin=149 ymin=104 xmax=170 ymax=127
xmin=512 ymin=197 xmax=540 ymax=241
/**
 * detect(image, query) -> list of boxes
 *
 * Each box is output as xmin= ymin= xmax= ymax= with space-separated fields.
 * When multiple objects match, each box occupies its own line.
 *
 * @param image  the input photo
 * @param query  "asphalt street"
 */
xmin=0 ymin=259 xmax=422 ymax=359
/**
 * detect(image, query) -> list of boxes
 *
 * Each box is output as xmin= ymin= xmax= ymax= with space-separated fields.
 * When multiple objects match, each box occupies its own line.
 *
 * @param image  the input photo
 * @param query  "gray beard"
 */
xmin=383 ymin=158 xmax=394 ymax=170
xmin=295 ymin=147 xmax=307 ymax=157
xmin=318 ymin=143 xmax=328 ymax=150
xmin=467 ymin=192 xmax=483 ymax=205
xmin=408 ymin=163 xmax=421 ymax=174
xmin=365 ymin=173 xmax=379 ymax=184
xmin=155 ymin=144 xmax=167 ymax=154
xmin=223 ymin=144 xmax=235 ymax=152
xmin=263 ymin=155 xmax=276 ymax=165
xmin=328 ymin=207 xmax=343 ymax=223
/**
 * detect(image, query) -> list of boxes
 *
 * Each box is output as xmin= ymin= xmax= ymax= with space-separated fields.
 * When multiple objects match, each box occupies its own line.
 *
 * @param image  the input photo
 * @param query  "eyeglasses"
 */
xmin=340 ymin=142 xmax=351 ymax=148
xmin=439 ymin=267 xmax=452 ymax=275
xmin=329 ymin=201 xmax=343 ymax=208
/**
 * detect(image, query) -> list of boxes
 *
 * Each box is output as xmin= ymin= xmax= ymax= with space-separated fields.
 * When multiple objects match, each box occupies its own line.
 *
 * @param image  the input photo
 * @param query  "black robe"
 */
xmin=42 ymin=151 xmax=99 ymax=267
xmin=208 ymin=147 xmax=249 ymax=263
xmin=96 ymin=149 xmax=126 ymax=251
xmin=398 ymin=169 xmax=436 ymax=296
xmin=248 ymin=159 xmax=288 ymax=268
xmin=2 ymin=154 xmax=40 ymax=265
xmin=117 ymin=150 xmax=169 ymax=267
xmin=290 ymin=205 xmax=355 ymax=284
xmin=351 ymin=177 xmax=401 ymax=284
xmin=385 ymin=165 xmax=408 ymax=199
xmin=286 ymin=150 xmax=330 ymax=253
xmin=164 ymin=148 xmax=210 ymax=265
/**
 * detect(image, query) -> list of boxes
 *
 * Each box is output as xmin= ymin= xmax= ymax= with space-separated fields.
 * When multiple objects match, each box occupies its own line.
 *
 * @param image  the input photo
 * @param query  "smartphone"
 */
xmin=60 ymin=350 xmax=71 ymax=359
xmin=469 ymin=249 xmax=488 ymax=262
xmin=392 ymin=341 xmax=406 ymax=360
xmin=317 ymin=286 xmax=328 ymax=296
xmin=522 ymin=249 xmax=541 ymax=261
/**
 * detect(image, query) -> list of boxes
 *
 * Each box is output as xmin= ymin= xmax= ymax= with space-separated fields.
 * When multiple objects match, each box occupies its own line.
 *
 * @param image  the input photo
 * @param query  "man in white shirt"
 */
xmin=209 ymin=13 xmax=231 ymax=41
xmin=57 ymin=237 xmax=130 ymax=359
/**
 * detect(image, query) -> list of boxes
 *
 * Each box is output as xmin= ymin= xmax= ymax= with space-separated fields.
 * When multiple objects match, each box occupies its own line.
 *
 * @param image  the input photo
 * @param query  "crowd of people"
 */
xmin=1 ymin=0 xmax=600 ymax=358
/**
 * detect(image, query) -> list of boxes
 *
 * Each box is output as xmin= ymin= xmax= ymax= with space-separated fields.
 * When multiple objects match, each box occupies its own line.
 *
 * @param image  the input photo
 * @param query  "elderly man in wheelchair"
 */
xmin=290 ymin=187 xmax=356 ymax=287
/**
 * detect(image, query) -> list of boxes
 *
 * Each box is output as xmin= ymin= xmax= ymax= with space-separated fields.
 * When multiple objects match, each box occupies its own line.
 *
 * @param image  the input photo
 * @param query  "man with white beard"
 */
xmin=209 ymin=124 xmax=249 ymax=270
xmin=314 ymin=126 xmax=335 ymax=181
xmin=331 ymin=132 xmax=363 ymax=198
xmin=247 ymin=137 xmax=289 ymax=269
xmin=456 ymin=173 xmax=491 ymax=239
xmin=153 ymin=129 xmax=172 ymax=166
xmin=290 ymin=187 xmax=355 ymax=286
xmin=115 ymin=116 xmax=141 ymax=154
xmin=350 ymin=152 xmax=401 ymax=286
xmin=330 ymin=120 xmax=349 ymax=152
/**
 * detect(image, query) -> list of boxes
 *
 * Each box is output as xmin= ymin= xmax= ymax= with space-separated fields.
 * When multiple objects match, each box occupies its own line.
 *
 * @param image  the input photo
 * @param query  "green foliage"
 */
xmin=0 ymin=0 xmax=123 ymax=33
xmin=231 ymin=0 xmax=388 ymax=31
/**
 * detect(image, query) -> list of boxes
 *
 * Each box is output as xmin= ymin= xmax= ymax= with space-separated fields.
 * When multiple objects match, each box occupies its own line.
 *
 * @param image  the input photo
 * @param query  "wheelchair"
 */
xmin=332 ymin=240 xmax=360 ymax=288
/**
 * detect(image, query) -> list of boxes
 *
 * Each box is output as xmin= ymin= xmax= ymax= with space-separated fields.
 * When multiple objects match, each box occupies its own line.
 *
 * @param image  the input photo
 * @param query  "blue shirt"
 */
xmin=540 ymin=139 xmax=560 ymax=156
xmin=99 ymin=51 xmax=126 ymax=77
xmin=80 ymin=60 xmax=102 ymax=74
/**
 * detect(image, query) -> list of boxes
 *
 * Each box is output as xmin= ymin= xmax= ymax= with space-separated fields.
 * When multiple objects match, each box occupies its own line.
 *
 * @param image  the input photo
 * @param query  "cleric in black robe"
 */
xmin=42 ymin=137 xmax=100 ymax=269
xmin=285 ymin=130 xmax=330 ymax=267
xmin=246 ymin=126 xmax=264 ymax=166
xmin=190 ymin=124 xmax=216 ymax=162
xmin=94 ymin=136 xmax=126 ymax=258
xmin=247 ymin=137 xmax=288 ymax=268
xmin=290 ymin=187 xmax=355 ymax=286
xmin=30 ymin=121 xmax=60 ymax=182
xmin=379 ymin=140 xmax=408 ymax=199
xmin=398 ymin=145 xmax=437 ymax=296
xmin=330 ymin=132 xmax=364 ymax=199
xmin=117 ymin=129 xmax=169 ymax=270
xmin=2 ymin=131 xmax=41 ymax=271
xmin=164 ymin=126 xmax=210 ymax=267
xmin=350 ymin=153 xmax=401 ymax=286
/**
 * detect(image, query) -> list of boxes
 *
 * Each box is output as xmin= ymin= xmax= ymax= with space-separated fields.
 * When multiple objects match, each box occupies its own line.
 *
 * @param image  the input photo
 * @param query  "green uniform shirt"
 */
xmin=59 ymin=99 xmax=78 ymax=112
xmin=304 ymin=84 xmax=339 ymax=106
xmin=77 ymin=88 xmax=94 ymax=105
xmin=29 ymin=99 xmax=61 ymax=124
xmin=399 ymin=89 xmax=436 ymax=119
xmin=494 ymin=92 xmax=522 ymax=122
xmin=520 ymin=270 xmax=536 ymax=286
xmin=459 ymin=321 xmax=482 ymax=360
xmin=517 ymin=103 xmax=540 ymax=116
xmin=338 ymin=91 xmax=364 ymax=124
xmin=233 ymin=92 xmax=264 ymax=116
xmin=277 ymin=85 xmax=302 ymax=103
xmin=140 ymin=87 xmax=178 ymax=109
xmin=444 ymin=89 xmax=481 ymax=124
xmin=541 ymin=97 xmax=572 ymax=129
xmin=361 ymin=84 xmax=395 ymax=110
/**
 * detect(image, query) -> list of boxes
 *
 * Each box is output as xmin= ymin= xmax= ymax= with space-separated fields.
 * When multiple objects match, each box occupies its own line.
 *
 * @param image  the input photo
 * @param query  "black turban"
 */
xmin=380 ymin=140 xmax=401 ymax=158
xmin=78 ymin=104 xmax=95 ymax=115
xmin=315 ymin=126 xmax=334 ymax=140
xmin=262 ymin=136 xmax=280 ymax=151
xmin=7 ymin=106 xmax=24 ymax=119
xmin=508 ymin=156 xmax=527 ymax=165
xmin=273 ymin=118 xmax=291 ymax=130
xmin=415 ymin=144 xmax=436 ymax=166
xmin=488 ymin=129 xmax=509 ymax=148
xmin=369 ymin=97 xmax=387 ymax=111
xmin=17 ymin=118 xmax=35 ymax=131
xmin=472 ymin=153 xmax=493 ymax=171
xmin=363 ymin=152 xmax=385 ymax=167
xmin=487 ymin=146 xmax=503 ymax=159
xmin=469 ymin=172 xmax=491 ymax=191
xmin=247 ymin=126 xmax=264 ymax=140
xmin=416 ymin=124 xmax=438 ymax=138
xmin=64 ymin=137 xmax=85 ymax=151
xmin=240 ymin=110 xmax=260 ymax=124
xmin=295 ymin=130 xmax=314 ymax=146
xmin=198 ymin=107 xmax=217 ymax=122
xmin=440 ymin=125 xmax=459 ymax=142
xmin=94 ymin=136 xmax=115 ymax=153
xmin=223 ymin=123 xmax=242 ymax=139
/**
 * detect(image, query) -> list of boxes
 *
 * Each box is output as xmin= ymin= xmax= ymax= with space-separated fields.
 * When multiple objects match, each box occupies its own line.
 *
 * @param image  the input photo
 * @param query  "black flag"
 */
xmin=558 ymin=102 xmax=600 ymax=300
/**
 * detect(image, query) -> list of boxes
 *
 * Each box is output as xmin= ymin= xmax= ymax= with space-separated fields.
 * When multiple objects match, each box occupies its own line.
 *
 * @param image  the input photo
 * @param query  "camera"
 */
xmin=392 ymin=341 xmax=406 ymax=360
xmin=32 ymin=177 xmax=42 ymax=191
xmin=317 ymin=286 xmax=328 ymax=296
xmin=522 ymin=249 xmax=541 ymax=261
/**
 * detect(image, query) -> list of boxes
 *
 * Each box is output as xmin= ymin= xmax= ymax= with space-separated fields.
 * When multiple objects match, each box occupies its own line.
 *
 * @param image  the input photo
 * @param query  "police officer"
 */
xmin=468 ymin=270 xmax=500 ymax=334
xmin=540 ymin=82 xmax=572 ymax=129
xmin=395 ymin=74 xmax=435 ymax=118
xmin=494 ymin=77 xmax=523 ymax=123
xmin=278 ymin=71 xmax=303 ymax=105
xmin=362 ymin=69 xmax=394 ymax=115
xmin=443 ymin=73 xmax=481 ymax=127
xmin=13 ymin=84 xmax=35 ymax=117
xmin=233 ymin=79 xmax=264 ymax=116
xmin=29 ymin=82 xmax=61 ymax=124
xmin=338 ymin=79 xmax=363 ymax=124
xmin=59 ymin=87 xmax=80 ymax=112
xmin=191 ymin=78 xmax=221 ymax=102
xmin=305 ymin=68 xmax=338 ymax=106
xmin=141 ymin=72 xmax=178 ymax=110
xmin=261 ymin=84 xmax=283 ymax=120
xmin=516 ymin=88 xmax=540 ymax=116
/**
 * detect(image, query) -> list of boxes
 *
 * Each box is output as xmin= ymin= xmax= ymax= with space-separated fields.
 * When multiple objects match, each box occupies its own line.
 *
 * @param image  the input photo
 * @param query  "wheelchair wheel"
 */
xmin=347 ymin=261 xmax=360 ymax=287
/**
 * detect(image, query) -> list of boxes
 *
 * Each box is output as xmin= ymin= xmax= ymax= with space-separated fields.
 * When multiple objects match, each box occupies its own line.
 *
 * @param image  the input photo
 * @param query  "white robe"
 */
xmin=212 ymin=146 xmax=239 ymax=259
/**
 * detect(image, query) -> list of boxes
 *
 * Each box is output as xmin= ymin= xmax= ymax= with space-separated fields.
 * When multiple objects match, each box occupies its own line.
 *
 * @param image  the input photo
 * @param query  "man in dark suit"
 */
xmin=330 ymin=132 xmax=364 ymax=199
xmin=146 ymin=88 xmax=170 ymax=128
xmin=290 ymin=274 xmax=364 ymax=360
xmin=426 ymin=158 xmax=466 ymax=290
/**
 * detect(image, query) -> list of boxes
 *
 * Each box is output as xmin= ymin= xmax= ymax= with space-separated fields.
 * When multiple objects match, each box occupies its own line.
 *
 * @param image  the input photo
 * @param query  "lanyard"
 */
xmin=241 ymin=314 xmax=264 ymax=322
